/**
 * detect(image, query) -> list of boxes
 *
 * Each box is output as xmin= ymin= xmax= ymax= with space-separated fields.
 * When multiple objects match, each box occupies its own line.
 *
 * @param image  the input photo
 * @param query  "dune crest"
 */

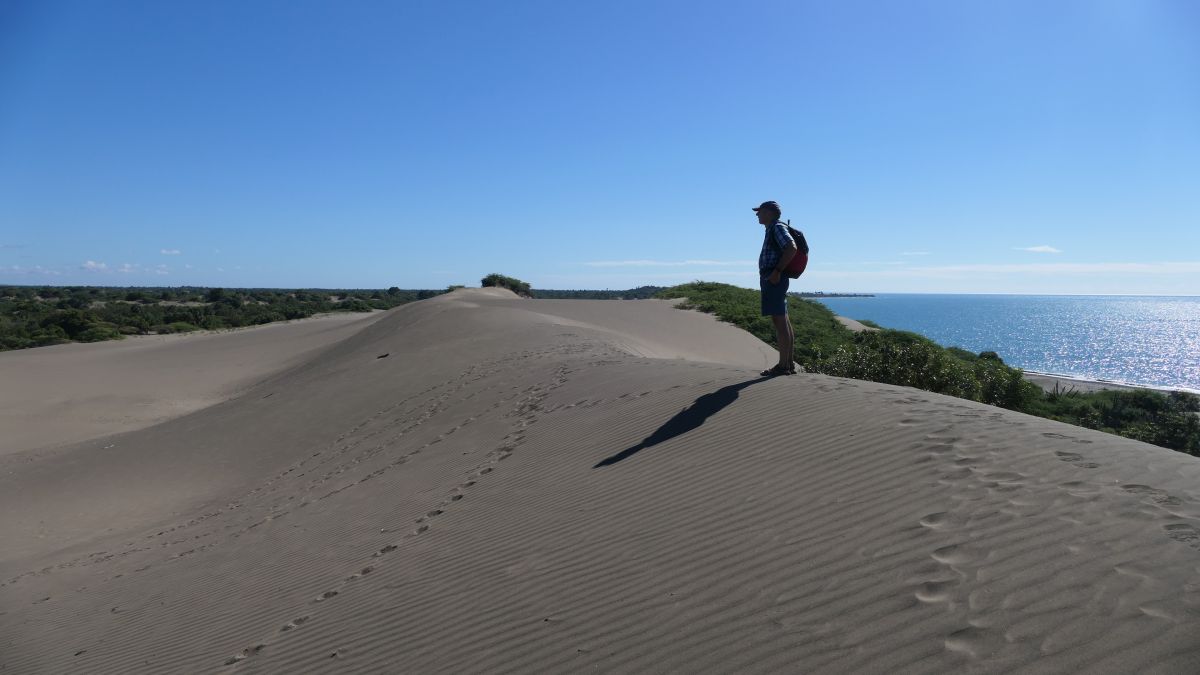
xmin=2 ymin=288 xmax=1198 ymax=673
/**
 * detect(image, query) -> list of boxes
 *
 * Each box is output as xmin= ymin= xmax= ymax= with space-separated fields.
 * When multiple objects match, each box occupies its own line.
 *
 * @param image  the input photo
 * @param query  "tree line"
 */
xmin=0 ymin=285 xmax=442 ymax=351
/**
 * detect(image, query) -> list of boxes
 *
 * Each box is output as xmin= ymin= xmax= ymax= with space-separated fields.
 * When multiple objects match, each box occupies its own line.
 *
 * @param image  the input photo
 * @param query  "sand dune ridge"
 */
xmin=2 ymin=288 xmax=1198 ymax=673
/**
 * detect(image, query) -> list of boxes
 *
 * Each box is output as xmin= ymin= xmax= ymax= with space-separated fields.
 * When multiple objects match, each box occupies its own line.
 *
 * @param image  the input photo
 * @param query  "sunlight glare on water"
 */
xmin=812 ymin=295 xmax=1200 ymax=391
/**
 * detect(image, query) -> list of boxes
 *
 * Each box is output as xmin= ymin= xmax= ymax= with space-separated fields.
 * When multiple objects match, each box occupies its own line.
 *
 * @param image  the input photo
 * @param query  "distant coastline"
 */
xmin=792 ymin=292 xmax=874 ymax=298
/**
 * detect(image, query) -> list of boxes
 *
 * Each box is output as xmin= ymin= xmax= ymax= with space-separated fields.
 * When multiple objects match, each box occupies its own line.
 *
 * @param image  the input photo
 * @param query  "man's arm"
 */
xmin=767 ymin=244 xmax=797 ymax=284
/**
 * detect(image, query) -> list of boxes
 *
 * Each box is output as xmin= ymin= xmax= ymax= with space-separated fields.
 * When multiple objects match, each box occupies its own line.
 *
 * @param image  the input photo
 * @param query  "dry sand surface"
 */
xmin=2 ymin=288 xmax=1199 ymax=673
xmin=0 ymin=311 xmax=385 ymax=456
xmin=835 ymin=315 xmax=879 ymax=333
xmin=1021 ymin=372 xmax=1184 ymax=396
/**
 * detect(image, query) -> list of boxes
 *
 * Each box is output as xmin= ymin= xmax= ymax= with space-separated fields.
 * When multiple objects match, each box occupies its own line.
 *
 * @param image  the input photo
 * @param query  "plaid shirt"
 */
xmin=758 ymin=220 xmax=796 ymax=274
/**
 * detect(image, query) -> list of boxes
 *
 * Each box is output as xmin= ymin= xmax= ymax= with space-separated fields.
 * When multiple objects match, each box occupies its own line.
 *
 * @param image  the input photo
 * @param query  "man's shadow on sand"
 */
xmin=593 ymin=376 xmax=770 ymax=468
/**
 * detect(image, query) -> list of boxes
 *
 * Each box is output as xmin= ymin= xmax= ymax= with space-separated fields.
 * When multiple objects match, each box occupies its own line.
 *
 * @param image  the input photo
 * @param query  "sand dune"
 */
xmin=0 ymin=311 xmax=385 ymax=456
xmin=2 ymin=288 xmax=1198 ymax=673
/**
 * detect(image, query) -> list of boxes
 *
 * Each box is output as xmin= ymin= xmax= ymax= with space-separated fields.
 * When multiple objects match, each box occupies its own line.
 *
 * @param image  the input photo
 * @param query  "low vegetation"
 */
xmin=481 ymin=273 xmax=532 ymax=297
xmin=657 ymin=282 xmax=1200 ymax=456
xmin=533 ymin=286 xmax=665 ymax=300
xmin=0 ymin=285 xmax=441 ymax=351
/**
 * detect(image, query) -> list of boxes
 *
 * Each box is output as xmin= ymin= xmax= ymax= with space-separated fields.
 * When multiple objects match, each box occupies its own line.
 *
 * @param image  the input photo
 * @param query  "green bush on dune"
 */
xmin=533 ymin=286 xmax=664 ymax=300
xmin=658 ymin=281 xmax=848 ymax=365
xmin=656 ymin=281 xmax=1199 ymax=456
xmin=481 ymin=273 xmax=533 ymax=297
xmin=819 ymin=329 xmax=983 ymax=400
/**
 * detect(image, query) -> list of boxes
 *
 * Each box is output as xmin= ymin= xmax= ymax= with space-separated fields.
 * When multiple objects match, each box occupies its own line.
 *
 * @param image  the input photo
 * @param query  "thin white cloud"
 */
xmin=585 ymin=259 xmax=754 ymax=268
xmin=160 ymin=248 xmax=181 ymax=255
xmin=817 ymin=261 xmax=1200 ymax=280
xmin=77 ymin=261 xmax=169 ymax=276
xmin=0 ymin=265 xmax=60 ymax=276
xmin=1016 ymin=245 xmax=1062 ymax=254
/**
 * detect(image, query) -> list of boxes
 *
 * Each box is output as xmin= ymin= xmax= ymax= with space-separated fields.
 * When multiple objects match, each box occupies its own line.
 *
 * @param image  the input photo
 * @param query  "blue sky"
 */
xmin=1 ymin=0 xmax=1197 ymax=294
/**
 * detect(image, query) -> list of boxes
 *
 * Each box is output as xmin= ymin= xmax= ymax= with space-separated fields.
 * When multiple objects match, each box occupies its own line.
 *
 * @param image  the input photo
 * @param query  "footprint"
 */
xmin=346 ymin=566 xmax=374 ymax=581
xmin=314 ymin=590 xmax=338 ymax=602
xmin=939 ymin=467 xmax=973 ymax=482
xmin=1163 ymin=523 xmax=1200 ymax=548
xmin=1122 ymin=485 xmax=1183 ymax=507
xmin=931 ymin=544 xmax=972 ymax=565
xmin=280 ymin=616 xmax=310 ymax=633
xmin=944 ymin=626 xmax=991 ymax=658
xmin=373 ymin=544 xmax=397 ymax=557
xmin=982 ymin=471 xmax=1024 ymax=483
xmin=915 ymin=580 xmax=956 ymax=603
xmin=919 ymin=512 xmax=951 ymax=529
xmin=224 ymin=644 xmax=265 ymax=665
xmin=1055 ymin=451 xmax=1100 ymax=469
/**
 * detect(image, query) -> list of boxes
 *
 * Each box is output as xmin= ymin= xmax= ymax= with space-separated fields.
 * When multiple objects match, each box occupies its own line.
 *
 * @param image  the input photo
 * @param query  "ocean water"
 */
xmin=811 ymin=294 xmax=1200 ymax=392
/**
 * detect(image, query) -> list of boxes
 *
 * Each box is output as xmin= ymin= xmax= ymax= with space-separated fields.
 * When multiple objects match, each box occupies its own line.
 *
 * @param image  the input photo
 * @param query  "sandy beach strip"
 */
xmin=1022 ymin=371 xmax=1197 ymax=395
xmin=2 ymin=288 xmax=1197 ymax=673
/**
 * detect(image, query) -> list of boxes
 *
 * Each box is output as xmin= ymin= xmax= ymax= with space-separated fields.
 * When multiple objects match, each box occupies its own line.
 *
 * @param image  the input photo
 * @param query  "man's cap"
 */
xmin=752 ymin=200 xmax=781 ymax=213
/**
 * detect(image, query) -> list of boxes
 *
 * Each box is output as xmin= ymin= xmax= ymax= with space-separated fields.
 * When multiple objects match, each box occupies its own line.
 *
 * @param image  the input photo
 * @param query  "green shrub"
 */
xmin=152 ymin=322 xmax=200 ymax=334
xmin=341 ymin=298 xmax=373 ymax=312
xmin=974 ymin=359 xmax=1040 ymax=409
xmin=76 ymin=324 xmax=123 ymax=342
xmin=814 ymin=330 xmax=981 ymax=400
xmin=657 ymin=281 xmax=852 ymax=365
xmin=481 ymin=274 xmax=533 ymax=297
xmin=1 ymin=335 xmax=34 ymax=349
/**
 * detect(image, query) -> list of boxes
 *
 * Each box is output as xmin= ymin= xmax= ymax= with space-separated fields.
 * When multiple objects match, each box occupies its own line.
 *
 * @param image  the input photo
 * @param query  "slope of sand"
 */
xmin=0 ymin=311 xmax=385 ymax=456
xmin=2 ymin=288 xmax=1198 ymax=673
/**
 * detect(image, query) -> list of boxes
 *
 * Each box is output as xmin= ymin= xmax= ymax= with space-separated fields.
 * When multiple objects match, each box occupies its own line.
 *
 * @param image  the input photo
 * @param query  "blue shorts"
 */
xmin=760 ymin=275 xmax=790 ymax=316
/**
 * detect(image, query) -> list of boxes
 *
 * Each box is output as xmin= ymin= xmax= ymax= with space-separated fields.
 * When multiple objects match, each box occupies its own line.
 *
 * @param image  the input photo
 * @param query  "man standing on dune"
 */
xmin=755 ymin=200 xmax=798 ymax=376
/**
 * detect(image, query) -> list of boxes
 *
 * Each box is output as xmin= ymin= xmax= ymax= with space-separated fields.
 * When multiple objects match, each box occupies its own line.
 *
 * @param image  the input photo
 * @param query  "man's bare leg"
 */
xmin=771 ymin=314 xmax=795 ymax=371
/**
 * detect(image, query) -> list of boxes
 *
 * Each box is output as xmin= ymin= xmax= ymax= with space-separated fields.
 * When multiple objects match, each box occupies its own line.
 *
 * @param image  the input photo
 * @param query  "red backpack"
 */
xmin=773 ymin=220 xmax=809 ymax=278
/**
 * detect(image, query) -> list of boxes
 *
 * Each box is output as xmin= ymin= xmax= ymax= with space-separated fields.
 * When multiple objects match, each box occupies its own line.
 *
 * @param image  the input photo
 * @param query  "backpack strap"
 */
xmin=768 ymin=220 xmax=793 ymax=251
xmin=772 ymin=219 xmax=810 ymax=256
